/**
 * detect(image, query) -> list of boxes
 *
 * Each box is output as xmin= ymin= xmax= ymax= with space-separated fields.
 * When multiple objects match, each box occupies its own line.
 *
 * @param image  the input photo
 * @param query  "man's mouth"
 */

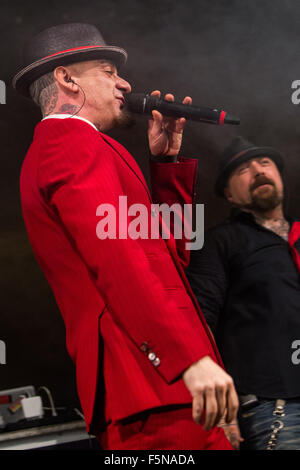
xmin=116 ymin=96 xmax=125 ymax=106
xmin=251 ymin=178 xmax=274 ymax=192
xmin=254 ymin=183 xmax=272 ymax=190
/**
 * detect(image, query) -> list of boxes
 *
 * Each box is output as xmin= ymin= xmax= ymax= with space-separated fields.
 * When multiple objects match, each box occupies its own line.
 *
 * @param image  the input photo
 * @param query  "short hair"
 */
xmin=29 ymin=71 xmax=56 ymax=109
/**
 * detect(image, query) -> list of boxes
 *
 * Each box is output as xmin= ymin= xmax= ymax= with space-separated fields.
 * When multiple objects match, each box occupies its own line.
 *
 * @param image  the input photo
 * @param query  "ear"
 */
xmin=224 ymin=186 xmax=233 ymax=202
xmin=53 ymin=66 xmax=79 ymax=93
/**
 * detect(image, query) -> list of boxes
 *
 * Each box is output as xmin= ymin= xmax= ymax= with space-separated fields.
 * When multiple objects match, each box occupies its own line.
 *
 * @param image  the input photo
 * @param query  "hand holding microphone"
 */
xmin=146 ymin=90 xmax=193 ymax=157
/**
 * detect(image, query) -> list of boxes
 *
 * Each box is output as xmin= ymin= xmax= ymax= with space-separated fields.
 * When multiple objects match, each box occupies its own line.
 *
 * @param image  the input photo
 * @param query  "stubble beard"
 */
xmin=93 ymin=108 xmax=135 ymax=132
xmin=114 ymin=106 xmax=136 ymax=129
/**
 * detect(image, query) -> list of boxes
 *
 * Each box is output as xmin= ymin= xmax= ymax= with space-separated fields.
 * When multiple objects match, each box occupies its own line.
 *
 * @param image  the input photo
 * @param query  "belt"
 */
xmin=239 ymin=394 xmax=259 ymax=409
xmin=239 ymin=394 xmax=300 ymax=407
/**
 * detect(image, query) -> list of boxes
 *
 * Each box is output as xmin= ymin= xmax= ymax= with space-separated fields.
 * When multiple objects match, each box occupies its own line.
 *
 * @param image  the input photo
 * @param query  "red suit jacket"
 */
xmin=20 ymin=116 xmax=223 ymax=433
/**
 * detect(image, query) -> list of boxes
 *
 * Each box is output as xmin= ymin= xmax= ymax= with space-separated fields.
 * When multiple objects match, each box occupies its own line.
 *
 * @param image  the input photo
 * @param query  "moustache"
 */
xmin=250 ymin=176 xmax=275 ymax=192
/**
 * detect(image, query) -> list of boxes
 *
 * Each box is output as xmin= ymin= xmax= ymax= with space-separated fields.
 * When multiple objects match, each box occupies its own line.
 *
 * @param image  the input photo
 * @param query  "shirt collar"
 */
xmin=42 ymin=114 xmax=99 ymax=132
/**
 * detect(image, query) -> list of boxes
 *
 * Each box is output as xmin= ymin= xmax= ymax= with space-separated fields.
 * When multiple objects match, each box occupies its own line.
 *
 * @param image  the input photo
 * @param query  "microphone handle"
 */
xmin=144 ymin=95 xmax=225 ymax=124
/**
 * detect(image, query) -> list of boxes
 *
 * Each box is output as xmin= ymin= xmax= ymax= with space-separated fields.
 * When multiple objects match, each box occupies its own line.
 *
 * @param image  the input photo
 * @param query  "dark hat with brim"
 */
xmin=12 ymin=23 xmax=128 ymax=98
xmin=215 ymin=136 xmax=284 ymax=198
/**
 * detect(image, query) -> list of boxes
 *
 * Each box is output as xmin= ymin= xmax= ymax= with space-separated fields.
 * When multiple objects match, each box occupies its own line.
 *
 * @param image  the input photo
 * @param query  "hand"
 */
xmin=182 ymin=355 xmax=239 ymax=431
xmin=147 ymin=90 xmax=192 ymax=157
xmin=217 ymin=418 xmax=244 ymax=450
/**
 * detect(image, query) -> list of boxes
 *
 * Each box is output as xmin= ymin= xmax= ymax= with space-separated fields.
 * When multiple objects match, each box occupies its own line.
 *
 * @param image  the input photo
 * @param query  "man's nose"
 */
xmin=116 ymin=76 xmax=131 ymax=94
xmin=250 ymin=160 xmax=264 ymax=176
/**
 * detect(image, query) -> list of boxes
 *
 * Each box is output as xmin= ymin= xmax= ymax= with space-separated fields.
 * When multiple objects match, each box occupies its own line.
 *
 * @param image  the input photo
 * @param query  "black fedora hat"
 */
xmin=12 ymin=23 xmax=128 ymax=98
xmin=215 ymin=136 xmax=284 ymax=198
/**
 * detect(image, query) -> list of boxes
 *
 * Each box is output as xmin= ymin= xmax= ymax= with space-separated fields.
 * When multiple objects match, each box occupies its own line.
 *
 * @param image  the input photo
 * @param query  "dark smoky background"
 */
xmin=0 ymin=0 xmax=299 ymax=410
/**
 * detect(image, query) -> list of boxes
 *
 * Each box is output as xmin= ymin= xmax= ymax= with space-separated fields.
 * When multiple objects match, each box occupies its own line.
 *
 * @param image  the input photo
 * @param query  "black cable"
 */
xmin=68 ymin=81 xmax=86 ymax=118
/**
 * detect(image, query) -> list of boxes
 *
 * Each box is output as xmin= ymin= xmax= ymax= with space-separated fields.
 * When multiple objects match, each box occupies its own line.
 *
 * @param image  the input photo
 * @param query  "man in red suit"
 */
xmin=13 ymin=23 xmax=238 ymax=449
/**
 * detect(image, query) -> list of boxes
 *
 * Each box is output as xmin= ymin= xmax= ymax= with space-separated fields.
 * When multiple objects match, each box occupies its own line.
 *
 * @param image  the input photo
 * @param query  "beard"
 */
xmin=94 ymin=104 xmax=136 ymax=132
xmin=242 ymin=175 xmax=283 ymax=212
xmin=114 ymin=106 xmax=136 ymax=129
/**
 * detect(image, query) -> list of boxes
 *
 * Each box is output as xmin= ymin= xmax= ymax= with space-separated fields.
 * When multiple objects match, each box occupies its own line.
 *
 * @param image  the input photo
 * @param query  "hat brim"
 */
xmin=12 ymin=45 xmax=127 ymax=98
xmin=215 ymin=146 xmax=284 ymax=198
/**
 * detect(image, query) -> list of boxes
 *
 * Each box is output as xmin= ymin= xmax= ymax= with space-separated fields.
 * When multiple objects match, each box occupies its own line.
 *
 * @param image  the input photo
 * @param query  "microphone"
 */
xmin=126 ymin=93 xmax=240 ymax=125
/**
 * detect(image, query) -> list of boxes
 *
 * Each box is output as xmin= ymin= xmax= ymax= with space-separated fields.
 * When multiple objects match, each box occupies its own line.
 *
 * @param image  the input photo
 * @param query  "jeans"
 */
xmin=239 ymin=398 xmax=300 ymax=450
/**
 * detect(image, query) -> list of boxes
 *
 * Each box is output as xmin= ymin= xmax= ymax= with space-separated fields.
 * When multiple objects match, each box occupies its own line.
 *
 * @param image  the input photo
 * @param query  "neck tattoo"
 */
xmin=254 ymin=214 xmax=290 ymax=241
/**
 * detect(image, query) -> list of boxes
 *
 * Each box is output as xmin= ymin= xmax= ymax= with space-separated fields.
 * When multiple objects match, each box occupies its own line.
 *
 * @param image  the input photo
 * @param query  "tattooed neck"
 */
xmin=41 ymin=84 xmax=58 ymax=117
xmin=254 ymin=213 xmax=290 ymax=240
xmin=56 ymin=104 xmax=81 ymax=115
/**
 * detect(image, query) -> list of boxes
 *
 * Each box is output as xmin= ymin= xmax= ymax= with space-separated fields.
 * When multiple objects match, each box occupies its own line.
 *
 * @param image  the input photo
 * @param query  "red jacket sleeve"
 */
xmin=150 ymin=157 xmax=198 ymax=268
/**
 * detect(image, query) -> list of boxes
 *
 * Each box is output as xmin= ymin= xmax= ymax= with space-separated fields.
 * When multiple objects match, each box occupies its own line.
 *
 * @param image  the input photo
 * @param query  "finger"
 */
xmin=203 ymin=387 xmax=218 ymax=431
xmin=192 ymin=394 xmax=204 ymax=425
xmin=164 ymin=93 xmax=174 ymax=102
xmin=225 ymin=382 xmax=239 ymax=424
xmin=162 ymin=116 xmax=187 ymax=136
xmin=164 ymin=94 xmax=192 ymax=105
xmin=172 ymin=117 xmax=186 ymax=134
xmin=182 ymin=95 xmax=192 ymax=106
xmin=230 ymin=427 xmax=244 ymax=450
xmin=162 ymin=95 xmax=190 ymax=129
xmin=148 ymin=109 xmax=163 ymax=135
xmin=229 ymin=432 xmax=241 ymax=450
xmin=215 ymin=386 xmax=227 ymax=425
xmin=150 ymin=89 xmax=161 ymax=98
